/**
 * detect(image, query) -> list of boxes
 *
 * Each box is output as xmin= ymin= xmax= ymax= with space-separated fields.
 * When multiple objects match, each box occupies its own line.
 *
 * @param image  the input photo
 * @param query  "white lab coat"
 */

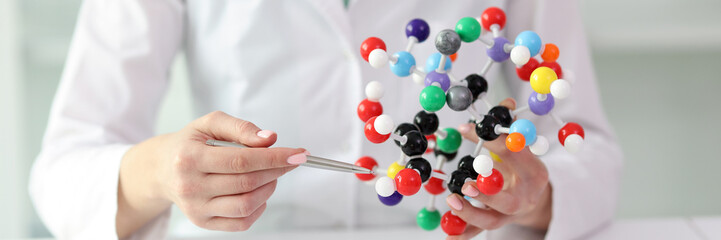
xmin=29 ymin=0 xmax=623 ymax=239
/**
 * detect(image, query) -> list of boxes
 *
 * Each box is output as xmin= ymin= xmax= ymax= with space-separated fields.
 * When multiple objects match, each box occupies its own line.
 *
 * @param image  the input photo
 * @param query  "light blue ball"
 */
xmin=509 ymin=119 xmax=537 ymax=146
xmin=390 ymin=51 xmax=416 ymax=77
xmin=514 ymin=31 xmax=542 ymax=57
xmin=425 ymin=52 xmax=452 ymax=73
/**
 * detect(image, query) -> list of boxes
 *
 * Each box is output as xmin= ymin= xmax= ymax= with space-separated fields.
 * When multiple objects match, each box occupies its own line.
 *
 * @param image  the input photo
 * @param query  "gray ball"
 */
xmin=446 ymin=86 xmax=473 ymax=111
xmin=435 ymin=29 xmax=462 ymax=55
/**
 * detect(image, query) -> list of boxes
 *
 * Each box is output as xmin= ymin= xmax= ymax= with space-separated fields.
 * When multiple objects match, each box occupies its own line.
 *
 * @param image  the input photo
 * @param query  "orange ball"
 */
xmin=450 ymin=53 xmax=458 ymax=62
xmin=506 ymin=132 xmax=526 ymax=152
xmin=541 ymin=43 xmax=559 ymax=62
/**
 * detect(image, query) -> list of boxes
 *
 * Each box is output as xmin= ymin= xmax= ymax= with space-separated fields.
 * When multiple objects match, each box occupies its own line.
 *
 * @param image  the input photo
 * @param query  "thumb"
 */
xmin=499 ymin=97 xmax=517 ymax=111
xmin=457 ymin=123 xmax=479 ymax=143
xmin=192 ymin=111 xmax=277 ymax=147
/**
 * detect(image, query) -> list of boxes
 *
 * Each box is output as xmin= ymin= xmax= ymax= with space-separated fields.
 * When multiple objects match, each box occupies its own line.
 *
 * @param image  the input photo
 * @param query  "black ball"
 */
xmin=393 ymin=123 xmax=420 ymax=147
xmin=447 ymin=170 xmax=471 ymax=196
xmin=458 ymin=155 xmax=479 ymax=179
xmin=400 ymin=130 xmax=428 ymax=156
xmin=465 ymin=74 xmax=488 ymax=100
xmin=433 ymin=148 xmax=458 ymax=162
xmin=476 ymin=115 xmax=501 ymax=141
xmin=488 ymin=106 xmax=512 ymax=127
xmin=413 ymin=111 xmax=439 ymax=135
xmin=406 ymin=158 xmax=432 ymax=183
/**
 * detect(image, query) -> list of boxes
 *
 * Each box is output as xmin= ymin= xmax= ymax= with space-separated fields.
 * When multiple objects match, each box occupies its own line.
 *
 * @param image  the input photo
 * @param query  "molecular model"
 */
xmin=353 ymin=7 xmax=586 ymax=237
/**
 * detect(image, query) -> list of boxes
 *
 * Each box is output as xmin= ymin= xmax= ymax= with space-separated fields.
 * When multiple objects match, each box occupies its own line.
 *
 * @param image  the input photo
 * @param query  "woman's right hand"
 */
xmin=117 ymin=111 xmax=307 ymax=237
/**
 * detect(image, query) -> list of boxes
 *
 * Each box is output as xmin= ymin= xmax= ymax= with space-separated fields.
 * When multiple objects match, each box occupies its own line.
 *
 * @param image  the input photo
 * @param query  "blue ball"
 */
xmin=378 ymin=191 xmax=403 ymax=206
xmin=425 ymin=52 xmax=452 ymax=73
xmin=390 ymin=51 xmax=416 ymax=77
xmin=509 ymin=119 xmax=537 ymax=146
xmin=514 ymin=31 xmax=542 ymax=57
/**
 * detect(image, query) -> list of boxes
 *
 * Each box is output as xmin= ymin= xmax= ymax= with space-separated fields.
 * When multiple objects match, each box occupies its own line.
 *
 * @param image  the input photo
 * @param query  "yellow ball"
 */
xmin=490 ymin=151 xmax=503 ymax=163
xmin=387 ymin=162 xmax=405 ymax=179
xmin=530 ymin=67 xmax=557 ymax=94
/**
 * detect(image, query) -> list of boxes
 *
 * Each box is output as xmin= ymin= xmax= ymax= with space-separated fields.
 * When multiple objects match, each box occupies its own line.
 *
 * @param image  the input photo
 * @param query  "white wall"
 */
xmin=580 ymin=0 xmax=721 ymax=218
xmin=0 ymin=0 xmax=27 ymax=237
xmin=580 ymin=0 xmax=721 ymax=52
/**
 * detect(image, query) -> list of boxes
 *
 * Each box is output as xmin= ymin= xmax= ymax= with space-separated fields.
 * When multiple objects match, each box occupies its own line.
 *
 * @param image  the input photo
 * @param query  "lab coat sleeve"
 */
xmin=28 ymin=0 xmax=184 ymax=239
xmin=503 ymin=0 xmax=624 ymax=239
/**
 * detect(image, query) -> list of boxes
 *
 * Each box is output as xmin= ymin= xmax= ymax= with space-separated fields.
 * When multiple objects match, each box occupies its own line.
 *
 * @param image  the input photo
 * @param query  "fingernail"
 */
xmin=458 ymin=124 xmax=471 ymax=134
xmin=287 ymin=153 xmax=307 ymax=165
xmin=462 ymin=184 xmax=479 ymax=197
xmin=446 ymin=195 xmax=463 ymax=211
xmin=303 ymin=150 xmax=311 ymax=156
xmin=256 ymin=130 xmax=274 ymax=139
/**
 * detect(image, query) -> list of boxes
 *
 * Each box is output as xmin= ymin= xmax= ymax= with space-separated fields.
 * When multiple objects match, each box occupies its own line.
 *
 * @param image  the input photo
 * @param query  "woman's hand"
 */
xmin=117 ymin=111 xmax=307 ymax=237
xmin=446 ymin=99 xmax=552 ymax=240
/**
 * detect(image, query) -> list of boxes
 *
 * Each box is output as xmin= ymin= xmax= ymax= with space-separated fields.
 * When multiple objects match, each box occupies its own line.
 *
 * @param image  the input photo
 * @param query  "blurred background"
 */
xmin=1 ymin=0 xmax=720 ymax=238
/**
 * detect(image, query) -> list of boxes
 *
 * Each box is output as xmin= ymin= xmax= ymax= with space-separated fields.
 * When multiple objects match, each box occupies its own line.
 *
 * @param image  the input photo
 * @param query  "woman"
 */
xmin=30 ymin=0 xmax=622 ymax=239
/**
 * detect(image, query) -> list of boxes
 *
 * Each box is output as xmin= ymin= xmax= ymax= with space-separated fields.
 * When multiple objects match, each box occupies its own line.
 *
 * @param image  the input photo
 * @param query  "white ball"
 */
xmin=368 ymin=49 xmax=389 ymax=69
xmin=374 ymin=114 xmax=394 ymax=135
xmin=510 ymin=46 xmax=531 ymax=66
xmin=550 ymin=79 xmax=571 ymax=100
xmin=375 ymin=176 xmax=395 ymax=197
xmin=564 ymin=134 xmax=584 ymax=154
xmin=473 ymin=155 xmax=493 ymax=178
xmin=412 ymin=70 xmax=426 ymax=85
xmin=365 ymin=81 xmax=384 ymax=101
xmin=529 ymin=135 xmax=549 ymax=155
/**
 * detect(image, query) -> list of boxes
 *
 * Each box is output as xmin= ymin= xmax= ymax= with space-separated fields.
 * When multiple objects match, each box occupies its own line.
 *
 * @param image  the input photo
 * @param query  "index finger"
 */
xmin=198 ymin=146 xmax=307 ymax=173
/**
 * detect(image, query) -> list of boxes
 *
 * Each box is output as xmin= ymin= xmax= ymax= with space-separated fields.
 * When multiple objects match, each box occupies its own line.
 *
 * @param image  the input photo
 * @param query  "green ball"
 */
xmin=416 ymin=207 xmax=441 ymax=231
xmin=419 ymin=86 xmax=446 ymax=112
xmin=437 ymin=127 xmax=462 ymax=153
xmin=455 ymin=17 xmax=481 ymax=43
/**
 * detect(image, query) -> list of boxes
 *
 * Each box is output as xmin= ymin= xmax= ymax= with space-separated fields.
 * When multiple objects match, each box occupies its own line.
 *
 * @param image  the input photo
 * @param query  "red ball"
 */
xmin=441 ymin=211 xmax=467 ymax=236
xmin=515 ymin=58 xmax=539 ymax=81
xmin=394 ymin=168 xmax=422 ymax=196
xmin=481 ymin=7 xmax=506 ymax=32
xmin=354 ymin=156 xmax=378 ymax=181
xmin=424 ymin=134 xmax=437 ymax=154
xmin=360 ymin=37 xmax=386 ymax=62
xmin=476 ymin=168 xmax=504 ymax=195
xmin=364 ymin=116 xmax=390 ymax=144
xmin=357 ymin=98 xmax=383 ymax=122
xmin=539 ymin=61 xmax=563 ymax=79
xmin=558 ymin=122 xmax=585 ymax=145
xmin=424 ymin=170 xmax=446 ymax=195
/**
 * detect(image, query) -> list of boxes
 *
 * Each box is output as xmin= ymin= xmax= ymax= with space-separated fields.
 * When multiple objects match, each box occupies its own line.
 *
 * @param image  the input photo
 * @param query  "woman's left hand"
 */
xmin=446 ymin=98 xmax=553 ymax=240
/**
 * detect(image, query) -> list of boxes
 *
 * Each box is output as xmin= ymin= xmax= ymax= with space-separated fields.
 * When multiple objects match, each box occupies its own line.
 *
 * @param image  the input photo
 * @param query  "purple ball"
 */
xmin=486 ymin=37 xmax=511 ymax=62
xmin=406 ymin=19 xmax=430 ymax=43
xmin=528 ymin=92 xmax=555 ymax=115
xmin=378 ymin=191 xmax=403 ymax=206
xmin=424 ymin=71 xmax=451 ymax=92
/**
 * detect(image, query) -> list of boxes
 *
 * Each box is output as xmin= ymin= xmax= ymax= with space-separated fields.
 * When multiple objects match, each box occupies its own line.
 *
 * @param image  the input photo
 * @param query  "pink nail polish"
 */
xmin=446 ymin=195 xmax=463 ymax=211
xmin=257 ymin=130 xmax=274 ymax=138
xmin=458 ymin=124 xmax=470 ymax=134
xmin=287 ymin=153 xmax=307 ymax=165
xmin=304 ymin=150 xmax=311 ymax=156
xmin=462 ymin=184 xmax=479 ymax=197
